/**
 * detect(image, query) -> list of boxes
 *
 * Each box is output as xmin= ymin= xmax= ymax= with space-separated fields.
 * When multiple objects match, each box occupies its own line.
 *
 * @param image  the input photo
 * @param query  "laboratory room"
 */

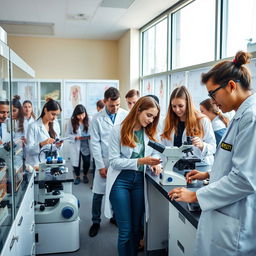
xmin=0 ymin=0 xmax=256 ymax=255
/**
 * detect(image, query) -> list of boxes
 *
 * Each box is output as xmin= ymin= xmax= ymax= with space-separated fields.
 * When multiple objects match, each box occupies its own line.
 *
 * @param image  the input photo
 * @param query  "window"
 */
xmin=142 ymin=18 xmax=167 ymax=75
xmin=172 ymin=0 xmax=216 ymax=68
xmin=222 ymin=0 xmax=256 ymax=57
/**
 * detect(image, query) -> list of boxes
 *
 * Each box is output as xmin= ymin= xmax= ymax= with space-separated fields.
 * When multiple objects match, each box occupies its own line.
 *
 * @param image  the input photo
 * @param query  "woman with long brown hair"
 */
xmin=161 ymin=86 xmax=216 ymax=165
xmin=66 ymin=104 xmax=91 ymax=185
xmin=200 ymin=98 xmax=229 ymax=145
xmin=105 ymin=96 xmax=162 ymax=256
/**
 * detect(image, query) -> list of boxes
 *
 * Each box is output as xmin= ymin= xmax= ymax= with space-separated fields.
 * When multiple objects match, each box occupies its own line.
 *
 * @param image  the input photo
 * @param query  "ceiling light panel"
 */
xmin=100 ymin=0 xmax=135 ymax=9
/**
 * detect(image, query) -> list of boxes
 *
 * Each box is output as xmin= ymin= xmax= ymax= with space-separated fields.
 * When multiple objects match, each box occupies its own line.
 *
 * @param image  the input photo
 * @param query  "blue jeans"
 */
xmin=110 ymin=170 xmax=144 ymax=256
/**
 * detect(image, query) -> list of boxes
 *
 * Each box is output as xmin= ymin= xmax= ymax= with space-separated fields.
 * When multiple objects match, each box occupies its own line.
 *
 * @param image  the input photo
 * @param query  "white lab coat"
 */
xmin=195 ymin=93 xmax=256 ymax=256
xmin=0 ymin=122 xmax=10 ymax=143
xmin=90 ymin=108 xmax=128 ymax=194
xmin=65 ymin=119 xmax=91 ymax=167
xmin=161 ymin=117 xmax=216 ymax=165
xmin=24 ymin=116 xmax=35 ymax=138
xmin=26 ymin=118 xmax=61 ymax=167
xmin=104 ymin=125 xmax=160 ymax=221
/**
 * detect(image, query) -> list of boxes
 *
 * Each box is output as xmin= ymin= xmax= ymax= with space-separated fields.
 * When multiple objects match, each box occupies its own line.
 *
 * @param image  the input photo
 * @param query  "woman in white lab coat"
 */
xmin=26 ymin=99 xmax=62 ymax=167
xmin=169 ymin=51 xmax=256 ymax=256
xmin=22 ymin=100 xmax=36 ymax=137
xmin=12 ymin=95 xmax=25 ymax=140
xmin=105 ymin=96 xmax=162 ymax=256
xmin=161 ymin=86 xmax=216 ymax=165
xmin=66 ymin=104 xmax=91 ymax=185
xmin=200 ymin=98 xmax=229 ymax=146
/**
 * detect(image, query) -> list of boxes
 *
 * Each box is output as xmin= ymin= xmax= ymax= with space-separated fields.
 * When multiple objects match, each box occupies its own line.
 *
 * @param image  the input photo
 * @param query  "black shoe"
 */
xmin=83 ymin=176 xmax=89 ymax=184
xmin=89 ymin=223 xmax=100 ymax=237
xmin=110 ymin=217 xmax=117 ymax=226
xmin=74 ymin=177 xmax=80 ymax=185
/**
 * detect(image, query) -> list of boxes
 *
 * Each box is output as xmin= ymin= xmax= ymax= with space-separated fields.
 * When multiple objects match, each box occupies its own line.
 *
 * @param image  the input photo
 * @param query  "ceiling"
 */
xmin=0 ymin=0 xmax=180 ymax=40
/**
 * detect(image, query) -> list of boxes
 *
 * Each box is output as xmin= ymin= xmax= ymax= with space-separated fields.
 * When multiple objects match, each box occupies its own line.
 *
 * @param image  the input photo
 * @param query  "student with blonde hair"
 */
xmin=161 ymin=86 xmax=216 ymax=165
xmin=200 ymin=98 xmax=229 ymax=145
xmin=105 ymin=96 xmax=162 ymax=256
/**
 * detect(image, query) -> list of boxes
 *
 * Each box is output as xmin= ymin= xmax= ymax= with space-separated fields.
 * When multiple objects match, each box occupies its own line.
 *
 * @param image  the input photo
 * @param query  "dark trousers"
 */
xmin=91 ymin=193 xmax=104 ymax=224
xmin=110 ymin=170 xmax=144 ymax=256
xmin=73 ymin=153 xmax=90 ymax=177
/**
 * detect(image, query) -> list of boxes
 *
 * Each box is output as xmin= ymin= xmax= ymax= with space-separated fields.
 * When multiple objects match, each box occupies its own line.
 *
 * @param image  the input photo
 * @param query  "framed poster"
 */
xmin=142 ymin=78 xmax=154 ymax=96
xmin=154 ymin=75 xmax=168 ymax=115
xmin=63 ymin=81 xmax=86 ymax=119
xmin=85 ymin=80 xmax=118 ymax=116
xmin=187 ymin=67 xmax=210 ymax=109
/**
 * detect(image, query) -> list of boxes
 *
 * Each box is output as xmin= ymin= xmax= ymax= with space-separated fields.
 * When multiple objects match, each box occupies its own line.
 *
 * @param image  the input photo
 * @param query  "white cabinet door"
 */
xmin=169 ymin=203 xmax=197 ymax=256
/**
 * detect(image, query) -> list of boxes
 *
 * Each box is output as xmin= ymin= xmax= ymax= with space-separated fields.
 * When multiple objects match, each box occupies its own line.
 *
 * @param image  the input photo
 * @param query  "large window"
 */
xmin=142 ymin=18 xmax=167 ymax=75
xmin=172 ymin=0 xmax=216 ymax=68
xmin=140 ymin=0 xmax=256 ymax=115
xmin=222 ymin=0 xmax=256 ymax=57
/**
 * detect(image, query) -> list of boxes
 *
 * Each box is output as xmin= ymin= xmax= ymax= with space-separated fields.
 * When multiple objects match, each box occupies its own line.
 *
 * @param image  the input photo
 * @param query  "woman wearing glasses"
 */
xmin=161 ymin=86 xmax=216 ymax=165
xmin=169 ymin=51 xmax=256 ymax=256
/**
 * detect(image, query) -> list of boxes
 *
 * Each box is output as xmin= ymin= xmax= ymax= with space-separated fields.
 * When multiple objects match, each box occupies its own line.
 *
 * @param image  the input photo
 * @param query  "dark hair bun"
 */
xmin=45 ymin=97 xmax=53 ymax=102
xmin=13 ymin=95 xmax=21 ymax=101
xmin=234 ymin=51 xmax=251 ymax=67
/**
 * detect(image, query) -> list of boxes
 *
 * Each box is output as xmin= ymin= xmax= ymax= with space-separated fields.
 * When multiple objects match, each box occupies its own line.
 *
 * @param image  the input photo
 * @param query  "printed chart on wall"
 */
xmin=187 ymin=67 xmax=210 ymax=109
xmin=17 ymin=81 xmax=39 ymax=115
xmin=170 ymin=71 xmax=186 ymax=92
xmin=86 ymin=81 xmax=118 ymax=116
xmin=64 ymin=82 xmax=86 ymax=119
xmin=154 ymin=76 xmax=167 ymax=116
xmin=142 ymin=78 xmax=154 ymax=96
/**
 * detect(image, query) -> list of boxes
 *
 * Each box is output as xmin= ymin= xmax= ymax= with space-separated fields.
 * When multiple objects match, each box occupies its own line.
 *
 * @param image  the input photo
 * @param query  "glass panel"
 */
xmin=155 ymin=19 xmax=168 ymax=73
xmin=10 ymin=62 xmax=34 ymax=218
xmin=223 ymin=0 xmax=256 ymax=57
xmin=142 ymin=26 xmax=155 ymax=76
xmin=0 ymin=52 xmax=13 ymax=253
xmin=172 ymin=0 xmax=216 ymax=68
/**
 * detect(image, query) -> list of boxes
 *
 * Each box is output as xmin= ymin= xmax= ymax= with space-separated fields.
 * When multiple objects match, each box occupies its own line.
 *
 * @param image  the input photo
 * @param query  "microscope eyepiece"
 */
xmin=148 ymin=140 xmax=165 ymax=153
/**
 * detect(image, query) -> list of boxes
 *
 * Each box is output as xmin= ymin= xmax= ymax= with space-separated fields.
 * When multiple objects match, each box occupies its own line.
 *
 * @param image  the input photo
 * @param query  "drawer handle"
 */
xmin=177 ymin=240 xmax=185 ymax=254
xmin=18 ymin=216 xmax=23 ymax=226
xmin=31 ymin=201 xmax=34 ymax=208
xmin=30 ymin=181 xmax=34 ymax=188
xmin=31 ymin=222 xmax=35 ymax=232
xmin=178 ymin=212 xmax=185 ymax=224
xmin=9 ymin=236 xmax=19 ymax=250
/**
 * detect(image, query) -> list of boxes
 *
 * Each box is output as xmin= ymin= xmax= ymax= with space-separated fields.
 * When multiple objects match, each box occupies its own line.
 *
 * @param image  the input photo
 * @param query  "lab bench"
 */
xmin=145 ymin=166 xmax=211 ymax=256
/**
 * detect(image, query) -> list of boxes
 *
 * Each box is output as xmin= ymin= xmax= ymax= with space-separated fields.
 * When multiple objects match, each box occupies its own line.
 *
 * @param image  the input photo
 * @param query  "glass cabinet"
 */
xmin=0 ymin=34 xmax=35 ymax=254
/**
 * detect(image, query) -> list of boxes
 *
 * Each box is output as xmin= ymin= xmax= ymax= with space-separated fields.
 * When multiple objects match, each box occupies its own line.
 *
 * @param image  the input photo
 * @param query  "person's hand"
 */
xmin=138 ymin=156 xmax=161 ymax=166
xmin=0 ymin=140 xmax=3 ymax=145
xmin=168 ymin=187 xmax=197 ymax=203
xmin=191 ymin=136 xmax=204 ymax=151
xmin=186 ymin=170 xmax=209 ymax=183
xmin=40 ymin=138 xmax=55 ymax=147
xmin=75 ymin=136 xmax=81 ymax=140
xmin=99 ymin=168 xmax=108 ymax=178
xmin=151 ymin=165 xmax=162 ymax=175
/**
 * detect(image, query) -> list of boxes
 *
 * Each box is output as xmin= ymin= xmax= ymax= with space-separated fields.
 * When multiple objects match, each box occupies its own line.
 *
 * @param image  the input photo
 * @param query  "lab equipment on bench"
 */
xmin=148 ymin=140 xmax=200 ymax=185
xmin=34 ymin=155 xmax=80 ymax=254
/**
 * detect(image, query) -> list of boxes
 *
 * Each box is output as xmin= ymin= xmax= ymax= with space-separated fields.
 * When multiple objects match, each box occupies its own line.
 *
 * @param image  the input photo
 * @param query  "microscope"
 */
xmin=35 ymin=152 xmax=80 ymax=254
xmin=148 ymin=138 xmax=200 ymax=186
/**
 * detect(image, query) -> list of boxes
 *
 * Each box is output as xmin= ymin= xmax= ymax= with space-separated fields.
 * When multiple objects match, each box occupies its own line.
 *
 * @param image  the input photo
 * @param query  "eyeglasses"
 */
xmin=208 ymin=80 xmax=240 ymax=100
xmin=208 ymin=83 xmax=227 ymax=100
